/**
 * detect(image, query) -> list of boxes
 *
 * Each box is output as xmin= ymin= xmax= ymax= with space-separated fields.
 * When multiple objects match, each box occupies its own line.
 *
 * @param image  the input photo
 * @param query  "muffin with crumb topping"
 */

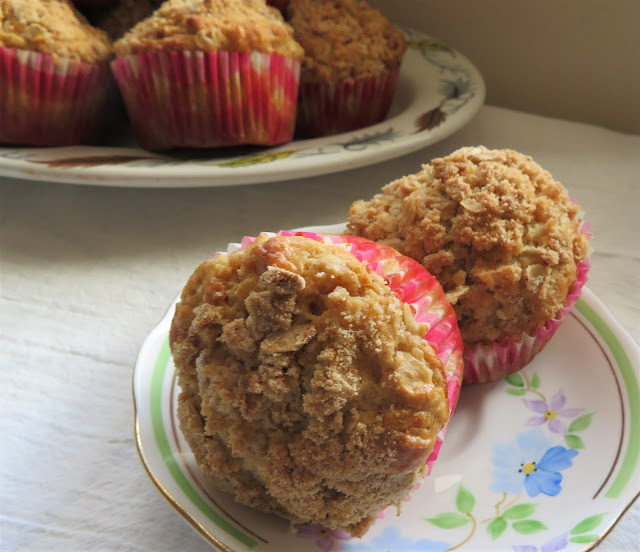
xmin=287 ymin=0 xmax=406 ymax=137
xmin=348 ymin=146 xmax=591 ymax=383
xmin=0 ymin=0 xmax=114 ymax=146
xmin=111 ymin=0 xmax=304 ymax=150
xmin=170 ymin=232 xmax=463 ymax=536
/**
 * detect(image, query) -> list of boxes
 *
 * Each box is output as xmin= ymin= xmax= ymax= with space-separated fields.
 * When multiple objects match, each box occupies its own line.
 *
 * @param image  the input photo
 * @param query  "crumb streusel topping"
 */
xmin=114 ymin=0 xmax=304 ymax=60
xmin=286 ymin=0 xmax=406 ymax=84
xmin=347 ymin=146 xmax=590 ymax=345
xmin=170 ymin=235 xmax=448 ymax=536
xmin=0 ymin=0 xmax=112 ymax=63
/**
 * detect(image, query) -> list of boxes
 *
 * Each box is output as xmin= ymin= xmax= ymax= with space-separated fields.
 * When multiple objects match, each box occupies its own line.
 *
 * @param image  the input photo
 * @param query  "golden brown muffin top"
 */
xmin=113 ymin=0 xmax=304 ymax=59
xmin=287 ymin=0 xmax=406 ymax=84
xmin=348 ymin=146 xmax=590 ymax=345
xmin=170 ymin=234 xmax=449 ymax=536
xmin=0 ymin=0 xmax=112 ymax=63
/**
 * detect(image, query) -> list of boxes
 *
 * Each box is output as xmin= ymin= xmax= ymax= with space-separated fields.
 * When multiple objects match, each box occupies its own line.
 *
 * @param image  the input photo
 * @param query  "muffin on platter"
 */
xmin=347 ymin=146 xmax=591 ymax=384
xmin=0 ymin=0 xmax=114 ymax=146
xmin=112 ymin=0 xmax=304 ymax=151
xmin=286 ymin=0 xmax=406 ymax=137
xmin=169 ymin=231 xmax=463 ymax=536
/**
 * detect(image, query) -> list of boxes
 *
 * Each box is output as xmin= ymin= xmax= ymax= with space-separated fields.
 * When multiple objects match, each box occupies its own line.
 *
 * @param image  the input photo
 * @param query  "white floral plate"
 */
xmin=133 ymin=224 xmax=640 ymax=552
xmin=0 ymin=29 xmax=484 ymax=188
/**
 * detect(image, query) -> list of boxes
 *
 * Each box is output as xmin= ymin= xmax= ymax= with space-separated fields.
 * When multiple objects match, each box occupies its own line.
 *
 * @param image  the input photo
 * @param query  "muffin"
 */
xmin=347 ymin=146 xmax=591 ymax=384
xmin=169 ymin=232 xmax=463 ymax=536
xmin=286 ymin=0 xmax=406 ymax=137
xmin=111 ymin=0 xmax=304 ymax=151
xmin=0 ymin=0 xmax=114 ymax=146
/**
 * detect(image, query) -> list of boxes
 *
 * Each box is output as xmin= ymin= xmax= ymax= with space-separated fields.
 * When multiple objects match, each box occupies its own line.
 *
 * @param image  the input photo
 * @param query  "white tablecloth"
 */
xmin=2 ymin=105 xmax=639 ymax=551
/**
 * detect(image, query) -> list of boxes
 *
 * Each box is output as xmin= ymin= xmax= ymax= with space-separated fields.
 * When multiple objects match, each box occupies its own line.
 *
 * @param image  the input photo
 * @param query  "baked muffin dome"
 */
xmin=113 ymin=0 xmax=303 ymax=60
xmin=347 ymin=146 xmax=590 ymax=346
xmin=0 ymin=0 xmax=112 ymax=63
xmin=170 ymin=234 xmax=450 ymax=536
xmin=286 ymin=0 xmax=406 ymax=85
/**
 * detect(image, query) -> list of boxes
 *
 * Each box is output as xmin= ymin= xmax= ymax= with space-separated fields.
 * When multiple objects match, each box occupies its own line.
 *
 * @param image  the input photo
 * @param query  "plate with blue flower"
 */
xmin=133 ymin=224 xmax=640 ymax=552
xmin=0 ymin=28 xmax=484 ymax=188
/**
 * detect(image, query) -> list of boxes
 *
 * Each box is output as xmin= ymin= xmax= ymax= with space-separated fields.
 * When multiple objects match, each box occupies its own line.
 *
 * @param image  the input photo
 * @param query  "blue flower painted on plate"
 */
xmin=524 ymin=390 xmax=583 ymax=435
xmin=343 ymin=527 xmax=449 ymax=552
xmin=491 ymin=429 xmax=579 ymax=497
xmin=513 ymin=532 xmax=569 ymax=552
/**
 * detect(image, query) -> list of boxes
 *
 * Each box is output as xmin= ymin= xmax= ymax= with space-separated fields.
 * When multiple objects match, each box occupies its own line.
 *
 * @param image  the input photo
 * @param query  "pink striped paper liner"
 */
xmin=229 ymin=230 xmax=464 ymax=476
xmin=111 ymin=51 xmax=300 ymax=151
xmin=295 ymin=68 xmax=400 ymax=138
xmin=463 ymin=219 xmax=592 ymax=384
xmin=0 ymin=47 xmax=113 ymax=146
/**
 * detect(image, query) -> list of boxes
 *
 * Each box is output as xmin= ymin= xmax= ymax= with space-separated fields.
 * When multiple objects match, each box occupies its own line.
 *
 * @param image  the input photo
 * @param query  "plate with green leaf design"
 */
xmin=133 ymin=223 xmax=640 ymax=552
xmin=0 ymin=28 xmax=484 ymax=188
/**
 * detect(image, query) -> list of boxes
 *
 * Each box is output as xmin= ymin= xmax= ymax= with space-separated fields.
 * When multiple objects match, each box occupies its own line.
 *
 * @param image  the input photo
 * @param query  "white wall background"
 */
xmin=370 ymin=0 xmax=640 ymax=134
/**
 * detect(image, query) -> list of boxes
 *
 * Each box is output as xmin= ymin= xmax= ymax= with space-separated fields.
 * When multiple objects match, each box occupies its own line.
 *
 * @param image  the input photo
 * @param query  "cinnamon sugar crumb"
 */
xmin=0 ymin=0 xmax=112 ymax=63
xmin=347 ymin=146 xmax=589 ymax=344
xmin=170 ymin=235 xmax=449 ymax=536
xmin=113 ymin=0 xmax=304 ymax=60
xmin=287 ymin=0 xmax=406 ymax=84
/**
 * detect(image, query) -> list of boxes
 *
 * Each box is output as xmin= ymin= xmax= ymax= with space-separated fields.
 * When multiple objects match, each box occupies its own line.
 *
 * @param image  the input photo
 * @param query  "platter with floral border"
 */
xmin=133 ymin=223 xmax=640 ymax=552
xmin=0 ymin=28 xmax=484 ymax=188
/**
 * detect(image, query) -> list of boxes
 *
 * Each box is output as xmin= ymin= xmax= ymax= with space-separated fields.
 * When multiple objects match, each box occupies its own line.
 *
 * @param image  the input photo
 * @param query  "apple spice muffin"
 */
xmin=0 ymin=0 xmax=115 ymax=145
xmin=347 ymin=146 xmax=590 ymax=383
xmin=169 ymin=234 xmax=452 ymax=536
xmin=286 ymin=0 xmax=407 ymax=137
xmin=111 ymin=0 xmax=304 ymax=150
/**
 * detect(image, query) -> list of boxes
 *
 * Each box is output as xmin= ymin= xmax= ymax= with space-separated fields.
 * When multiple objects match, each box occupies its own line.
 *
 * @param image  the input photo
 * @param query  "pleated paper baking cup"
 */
xmin=232 ymin=230 xmax=464 ymax=475
xmin=111 ymin=50 xmax=300 ymax=151
xmin=0 ymin=47 xmax=113 ymax=146
xmin=295 ymin=68 xmax=400 ymax=138
xmin=463 ymin=255 xmax=591 ymax=385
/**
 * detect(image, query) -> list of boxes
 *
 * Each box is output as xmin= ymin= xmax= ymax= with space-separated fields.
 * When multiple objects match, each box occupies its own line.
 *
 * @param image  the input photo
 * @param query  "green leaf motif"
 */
xmin=455 ymin=485 xmax=476 ymax=515
xmin=506 ymin=388 xmax=526 ymax=396
xmin=531 ymin=373 xmax=541 ymax=389
xmin=565 ymin=434 xmax=586 ymax=449
xmin=505 ymin=373 xmax=525 ymax=387
xmin=502 ymin=503 xmax=537 ymax=520
xmin=512 ymin=520 xmax=548 ymax=534
xmin=424 ymin=512 xmax=470 ymax=529
xmin=487 ymin=517 xmax=507 ymax=540
xmin=571 ymin=514 xmax=605 ymax=535
xmin=568 ymin=412 xmax=595 ymax=433
xmin=570 ymin=534 xmax=600 ymax=544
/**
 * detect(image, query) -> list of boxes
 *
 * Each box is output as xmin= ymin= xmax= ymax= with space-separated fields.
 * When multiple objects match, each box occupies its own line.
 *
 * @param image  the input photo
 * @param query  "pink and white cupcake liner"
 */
xmin=230 ymin=230 xmax=464 ymax=475
xmin=111 ymin=50 xmax=300 ymax=151
xmin=0 ymin=47 xmax=113 ymax=146
xmin=295 ymin=68 xmax=400 ymax=138
xmin=463 ymin=220 xmax=592 ymax=384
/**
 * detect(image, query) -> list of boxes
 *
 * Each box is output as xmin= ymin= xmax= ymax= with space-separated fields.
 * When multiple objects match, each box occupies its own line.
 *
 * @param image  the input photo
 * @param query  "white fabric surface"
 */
xmin=1 ymin=105 xmax=639 ymax=551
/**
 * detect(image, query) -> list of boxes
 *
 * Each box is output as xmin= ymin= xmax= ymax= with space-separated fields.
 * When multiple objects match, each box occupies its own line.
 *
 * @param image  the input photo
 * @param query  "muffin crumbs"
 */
xmin=170 ymin=235 xmax=449 ymax=536
xmin=347 ymin=146 xmax=590 ymax=344
xmin=0 ymin=0 xmax=112 ymax=63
